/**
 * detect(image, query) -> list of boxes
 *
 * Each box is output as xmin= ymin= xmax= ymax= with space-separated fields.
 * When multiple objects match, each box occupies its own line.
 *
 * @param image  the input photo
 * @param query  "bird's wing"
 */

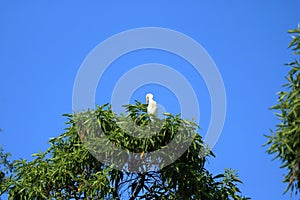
xmin=148 ymin=100 xmax=158 ymax=116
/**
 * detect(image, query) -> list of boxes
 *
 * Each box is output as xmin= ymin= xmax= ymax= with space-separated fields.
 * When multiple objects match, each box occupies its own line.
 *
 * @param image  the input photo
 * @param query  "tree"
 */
xmin=0 ymin=129 xmax=14 ymax=196
xmin=0 ymin=146 xmax=13 ymax=186
xmin=265 ymin=24 xmax=300 ymax=195
xmin=1 ymin=102 xmax=249 ymax=199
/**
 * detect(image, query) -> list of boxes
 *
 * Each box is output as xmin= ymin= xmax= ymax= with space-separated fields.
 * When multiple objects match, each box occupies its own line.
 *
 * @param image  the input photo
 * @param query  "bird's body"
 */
xmin=146 ymin=93 xmax=158 ymax=118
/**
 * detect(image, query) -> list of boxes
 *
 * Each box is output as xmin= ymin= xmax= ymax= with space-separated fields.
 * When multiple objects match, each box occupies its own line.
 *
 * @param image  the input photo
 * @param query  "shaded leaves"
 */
xmin=1 ymin=102 xmax=248 ymax=199
xmin=265 ymin=24 xmax=300 ymax=195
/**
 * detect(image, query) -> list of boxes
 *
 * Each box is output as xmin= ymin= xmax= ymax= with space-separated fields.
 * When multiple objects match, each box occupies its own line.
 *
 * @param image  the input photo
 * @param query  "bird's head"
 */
xmin=145 ymin=93 xmax=154 ymax=104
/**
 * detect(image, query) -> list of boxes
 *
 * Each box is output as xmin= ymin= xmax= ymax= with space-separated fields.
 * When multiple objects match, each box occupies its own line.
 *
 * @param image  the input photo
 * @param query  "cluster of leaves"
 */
xmin=0 ymin=129 xmax=13 ymax=187
xmin=1 ymin=102 xmax=249 ymax=199
xmin=265 ymin=24 xmax=300 ymax=195
xmin=0 ymin=146 xmax=13 ymax=186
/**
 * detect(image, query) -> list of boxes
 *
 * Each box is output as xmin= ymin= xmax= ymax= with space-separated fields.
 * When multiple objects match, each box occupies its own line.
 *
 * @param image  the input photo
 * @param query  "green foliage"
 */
xmin=265 ymin=24 xmax=300 ymax=195
xmin=1 ymin=102 xmax=249 ymax=199
xmin=0 ymin=146 xmax=13 ymax=186
xmin=0 ymin=129 xmax=13 ymax=188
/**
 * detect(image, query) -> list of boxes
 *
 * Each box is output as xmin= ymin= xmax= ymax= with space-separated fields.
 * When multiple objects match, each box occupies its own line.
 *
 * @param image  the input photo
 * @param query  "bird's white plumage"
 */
xmin=146 ymin=93 xmax=158 ymax=117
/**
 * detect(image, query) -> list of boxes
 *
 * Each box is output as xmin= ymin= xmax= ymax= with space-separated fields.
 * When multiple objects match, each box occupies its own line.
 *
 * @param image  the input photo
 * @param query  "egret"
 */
xmin=146 ymin=93 xmax=158 ymax=119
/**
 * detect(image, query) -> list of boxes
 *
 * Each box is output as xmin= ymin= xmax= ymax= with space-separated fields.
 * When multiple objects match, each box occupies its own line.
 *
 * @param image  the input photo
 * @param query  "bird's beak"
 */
xmin=146 ymin=97 xmax=148 ymax=104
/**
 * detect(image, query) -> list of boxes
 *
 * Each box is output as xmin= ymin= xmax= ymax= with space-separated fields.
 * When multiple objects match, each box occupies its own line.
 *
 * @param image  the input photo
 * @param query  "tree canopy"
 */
xmin=1 ymin=102 xmax=248 ymax=199
xmin=265 ymin=24 xmax=300 ymax=195
xmin=0 ymin=129 xmax=13 ymax=188
xmin=0 ymin=146 xmax=12 ymax=187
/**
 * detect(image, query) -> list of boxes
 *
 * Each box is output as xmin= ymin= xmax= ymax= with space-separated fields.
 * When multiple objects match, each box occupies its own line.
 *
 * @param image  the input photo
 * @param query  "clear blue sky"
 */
xmin=0 ymin=1 xmax=299 ymax=199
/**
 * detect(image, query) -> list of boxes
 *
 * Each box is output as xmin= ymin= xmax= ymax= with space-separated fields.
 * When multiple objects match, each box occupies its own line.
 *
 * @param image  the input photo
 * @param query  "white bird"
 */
xmin=146 ymin=93 xmax=158 ymax=119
